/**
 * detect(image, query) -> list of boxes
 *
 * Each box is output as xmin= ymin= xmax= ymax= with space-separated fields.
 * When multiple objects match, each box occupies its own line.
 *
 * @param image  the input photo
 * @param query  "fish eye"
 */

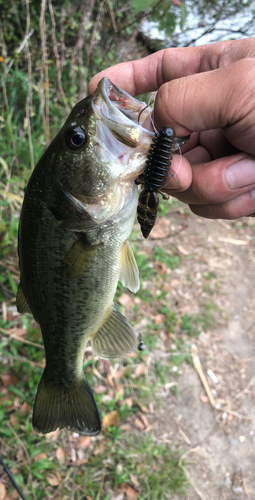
xmin=66 ymin=127 xmax=87 ymax=150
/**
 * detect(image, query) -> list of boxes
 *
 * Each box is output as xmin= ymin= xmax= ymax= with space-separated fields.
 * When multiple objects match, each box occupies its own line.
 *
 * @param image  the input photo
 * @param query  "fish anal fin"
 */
xmin=90 ymin=303 xmax=136 ymax=359
xmin=62 ymin=238 xmax=100 ymax=279
xmin=119 ymin=240 xmax=139 ymax=293
xmin=16 ymin=282 xmax=32 ymax=314
xmin=32 ymin=369 xmax=101 ymax=436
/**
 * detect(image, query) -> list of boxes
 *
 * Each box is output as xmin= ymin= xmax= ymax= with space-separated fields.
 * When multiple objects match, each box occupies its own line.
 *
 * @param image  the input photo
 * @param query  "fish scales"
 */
xmin=17 ymin=77 xmax=153 ymax=436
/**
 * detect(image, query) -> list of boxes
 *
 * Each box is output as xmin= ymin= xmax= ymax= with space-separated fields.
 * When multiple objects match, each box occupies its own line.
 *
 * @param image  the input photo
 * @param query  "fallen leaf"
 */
xmin=47 ymin=473 xmax=61 ymax=486
xmin=0 ymin=482 xmax=6 ymax=500
xmin=102 ymin=410 xmax=120 ymax=428
xmin=133 ymin=418 xmax=145 ymax=431
xmin=152 ymin=314 xmax=164 ymax=325
xmin=94 ymin=385 xmax=106 ymax=393
xmin=20 ymin=402 xmax=31 ymax=415
xmin=76 ymin=436 xmax=92 ymax=449
xmin=34 ymin=452 xmax=47 ymax=461
xmin=123 ymin=397 xmax=133 ymax=407
xmin=130 ymin=473 xmax=140 ymax=488
xmin=120 ymin=483 xmax=138 ymax=499
xmin=9 ymin=414 xmax=18 ymax=427
xmin=14 ymin=327 xmax=27 ymax=337
xmin=118 ymin=293 xmax=133 ymax=307
xmin=153 ymin=261 xmax=168 ymax=274
xmin=136 ymin=400 xmax=149 ymax=413
xmin=56 ymin=447 xmax=66 ymax=463
xmin=76 ymin=458 xmax=88 ymax=465
xmin=134 ymin=363 xmax=146 ymax=377
xmin=177 ymin=244 xmax=189 ymax=255
xmin=1 ymin=372 xmax=19 ymax=386
xmin=120 ymin=424 xmax=131 ymax=431
xmin=114 ymin=367 xmax=128 ymax=379
xmin=93 ymin=440 xmax=108 ymax=456
xmin=138 ymin=412 xmax=149 ymax=428
xmin=46 ymin=429 xmax=60 ymax=440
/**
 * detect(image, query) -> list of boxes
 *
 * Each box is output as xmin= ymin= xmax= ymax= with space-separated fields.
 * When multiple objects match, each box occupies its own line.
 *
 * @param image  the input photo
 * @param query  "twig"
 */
xmin=178 ymin=448 xmax=206 ymax=500
xmin=48 ymin=0 xmax=70 ymax=114
xmin=191 ymin=344 xmax=251 ymax=420
xmin=39 ymin=0 xmax=50 ymax=146
xmin=7 ymin=422 xmax=37 ymax=500
xmin=0 ymin=19 xmax=20 ymax=176
xmin=25 ymin=0 xmax=35 ymax=171
xmin=0 ymin=326 xmax=44 ymax=349
xmin=191 ymin=344 xmax=215 ymax=407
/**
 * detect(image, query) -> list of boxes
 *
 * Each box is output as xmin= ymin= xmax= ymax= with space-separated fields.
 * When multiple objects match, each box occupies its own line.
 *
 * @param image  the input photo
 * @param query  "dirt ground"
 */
xmin=146 ymin=208 xmax=255 ymax=500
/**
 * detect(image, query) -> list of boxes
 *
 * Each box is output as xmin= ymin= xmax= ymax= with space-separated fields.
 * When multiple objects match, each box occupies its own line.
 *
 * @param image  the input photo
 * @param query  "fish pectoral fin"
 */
xmin=90 ymin=303 xmax=137 ymax=359
xmin=62 ymin=238 xmax=100 ymax=279
xmin=16 ymin=282 xmax=32 ymax=314
xmin=32 ymin=369 xmax=101 ymax=436
xmin=119 ymin=240 xmax=139 ymax=293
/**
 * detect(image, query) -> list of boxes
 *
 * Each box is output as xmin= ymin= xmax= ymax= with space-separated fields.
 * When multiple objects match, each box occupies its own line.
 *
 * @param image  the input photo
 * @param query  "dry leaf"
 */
xmin=118 ymin=293 xmax=133 ymax=307
xmin=93 ymin=440 xmax=108 ymax=456
xmin=56 ymin=447 xmax=66 ymax=463
xmin=10 ymin=490 xmax=19 ymax=500
xmin=46 ymin=429 xmax=60 ymax=440
xmin=94 ymin=385 xmax=106 ymax=393
xmin=133 ymin=418 xmax=145 ymax=430
xmin=76 ymin=436 xmax=92 ymax=449
xmin=153 ymin=261 xmax=168 ymax=274
xmin=120 ymin=424 xmax=131 ymax=431
xmin=20 ymin=402 xmax=31 ymax=415
xmin=152 ymin=314 xmax=164 ymax=325
xmin=130 ymin=473 xmax=140 ymax=488
xmin=123 ymin=397 xmax=133 ymax=407
xmin=9 ymin=414 xmax=18 ymax=426
xmin=102 ymin=410 xmax=120 ymax=428
xmin=177 ymin=244 xmax=189 ymax=255
xmin=0 ymin=482 xmax=6 ymax=500
xmin=34 ymin=452 xmax=47 ymax=461
xmin=1 ymin=372 xmax=19 ymax=386
xmin=14 ymin=327 xmax=27 ymax=337
xmin=47 ymin=473 xmax=61 ymax=486
xmin=114 ymin=367 xmax=128 ymax=379
xmin=76 ymin=458 xmax=88 ymax=465
xmin=136 ymin=400 xmax=149 ymax=413
xmin=138 ymin=412 xmax=149 ymax=428
xmin=120 ymin=483 xmax=138 ymax=499
xmin=134 ymin=363 xmax=146 ymax=377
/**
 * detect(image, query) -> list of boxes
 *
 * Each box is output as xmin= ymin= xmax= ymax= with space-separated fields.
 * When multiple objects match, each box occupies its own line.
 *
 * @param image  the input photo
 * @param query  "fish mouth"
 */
xmin=92 ymin=77 xmax=154 ymax=165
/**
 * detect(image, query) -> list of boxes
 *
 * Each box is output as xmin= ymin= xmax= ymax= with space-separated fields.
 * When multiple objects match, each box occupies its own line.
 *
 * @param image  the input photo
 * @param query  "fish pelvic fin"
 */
xmin=90 ymin=303 xmax=136 ymax=359
xmin=119 ymin=240 xmax=139 ymax=293
xmin=32 ymin=369 xmax=101 ymax=436
xmin=16 ymin=282 xmax=32 ymax=314
xmin=62 ymin=238 xmax=100 ymax=279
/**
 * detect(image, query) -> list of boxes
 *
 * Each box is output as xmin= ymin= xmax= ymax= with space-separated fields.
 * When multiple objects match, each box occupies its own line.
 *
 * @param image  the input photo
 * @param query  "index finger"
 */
xmin=88 ymin=38 xmax=255 ymax=95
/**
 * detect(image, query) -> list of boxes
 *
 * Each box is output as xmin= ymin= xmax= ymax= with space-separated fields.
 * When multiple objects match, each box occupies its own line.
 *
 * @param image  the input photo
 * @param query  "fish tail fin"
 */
xmin=32 ymin=369 xmax=101 ymax=436
xmin=90 ymin=303 xmax=136 ymax=359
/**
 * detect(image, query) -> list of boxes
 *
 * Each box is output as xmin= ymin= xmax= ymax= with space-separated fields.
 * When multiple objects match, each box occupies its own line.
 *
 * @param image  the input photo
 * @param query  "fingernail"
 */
xmin=226 ymin=158 xmax=255 ymax=189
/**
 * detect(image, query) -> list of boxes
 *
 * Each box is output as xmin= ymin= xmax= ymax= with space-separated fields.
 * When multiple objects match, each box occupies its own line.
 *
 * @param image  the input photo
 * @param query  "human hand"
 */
xmin=89 ymin=38 xmax=255 ymax=219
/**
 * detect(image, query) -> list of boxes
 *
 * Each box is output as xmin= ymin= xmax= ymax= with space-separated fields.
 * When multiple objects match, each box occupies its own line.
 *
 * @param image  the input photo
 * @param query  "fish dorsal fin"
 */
xmin=62 ymin=238 xmax=100 ymax=279
xmin=119 ymin=240 xmax=139 ymax=293
xmin=16 ymin=282 xmax=32 ymax=314
xmin=90 ymin=303 xmax=136 ymax=359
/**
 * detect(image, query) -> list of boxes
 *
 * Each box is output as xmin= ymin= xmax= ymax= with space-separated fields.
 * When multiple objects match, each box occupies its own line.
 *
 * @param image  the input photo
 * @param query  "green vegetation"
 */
xmin=1 ymin=1 xmax=244 ymax=498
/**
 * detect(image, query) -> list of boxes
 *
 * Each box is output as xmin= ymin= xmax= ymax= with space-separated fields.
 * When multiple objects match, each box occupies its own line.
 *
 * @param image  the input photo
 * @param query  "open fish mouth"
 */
xmin=92 ymin=77 xmax=154 ymax=153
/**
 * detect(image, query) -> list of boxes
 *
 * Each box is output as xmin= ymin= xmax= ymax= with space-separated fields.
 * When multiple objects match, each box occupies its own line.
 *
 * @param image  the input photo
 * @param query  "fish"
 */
xmin=16 ymin=77 xmax=154 ymax=436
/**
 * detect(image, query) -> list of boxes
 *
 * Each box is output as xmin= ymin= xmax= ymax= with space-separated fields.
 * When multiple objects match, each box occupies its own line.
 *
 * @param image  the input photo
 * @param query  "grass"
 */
xmin=0 ymin=3 xmax=226 ymax=498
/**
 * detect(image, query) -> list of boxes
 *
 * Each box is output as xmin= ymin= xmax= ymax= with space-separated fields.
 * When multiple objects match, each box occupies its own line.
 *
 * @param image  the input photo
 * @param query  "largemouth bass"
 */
xmin=17 ymin=78 xmax=153 ymax=436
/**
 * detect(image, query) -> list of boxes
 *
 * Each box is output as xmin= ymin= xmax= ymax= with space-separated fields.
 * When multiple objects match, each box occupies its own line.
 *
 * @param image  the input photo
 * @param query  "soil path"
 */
xmin=151 ymin=211 xmax=255 ymax=500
